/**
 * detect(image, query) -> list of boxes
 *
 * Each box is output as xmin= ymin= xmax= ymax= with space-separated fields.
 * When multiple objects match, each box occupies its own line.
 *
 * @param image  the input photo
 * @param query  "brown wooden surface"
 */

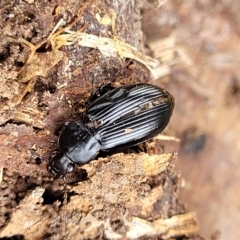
xmin=0 ymin=0 xmax=201 ymax=239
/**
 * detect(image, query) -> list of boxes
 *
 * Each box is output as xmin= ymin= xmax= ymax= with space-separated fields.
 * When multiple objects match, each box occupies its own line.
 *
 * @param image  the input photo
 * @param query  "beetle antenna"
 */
xmin=111 ymin=69 xmax=121 ymax=82
xmin=63 ymin=186 xmax=68 ymax=204
xmin=52 ymin=172 xmax=57 ymax=179
xmin=61 ymin=186 xmax=68 ymax=238
xmin=110 ymin=59 xmax=132 ymax=83
xmin=63 ymin=175 xmax=67 ymax=183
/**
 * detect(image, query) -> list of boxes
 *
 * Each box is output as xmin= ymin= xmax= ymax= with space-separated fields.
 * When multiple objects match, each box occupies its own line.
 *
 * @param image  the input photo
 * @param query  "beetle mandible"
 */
xmin=48 ymin=83 xmax=174 ymax=177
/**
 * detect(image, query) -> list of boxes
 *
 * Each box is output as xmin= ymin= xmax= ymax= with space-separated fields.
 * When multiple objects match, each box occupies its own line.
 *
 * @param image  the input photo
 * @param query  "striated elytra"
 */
xmin=48 ymin=83 xmax=175 ymax=177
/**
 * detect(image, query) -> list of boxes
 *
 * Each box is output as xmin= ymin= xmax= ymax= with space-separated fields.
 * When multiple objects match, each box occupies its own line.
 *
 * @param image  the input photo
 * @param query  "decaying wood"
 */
xmin=0 ymin=0 xmax=201 ymax=239
xmin=0 ymin=153 xmax=198 ymax=239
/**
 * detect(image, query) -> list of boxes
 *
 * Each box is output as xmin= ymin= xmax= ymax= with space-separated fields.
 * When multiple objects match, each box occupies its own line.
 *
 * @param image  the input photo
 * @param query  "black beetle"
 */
xmin=48 ymin=83 xmax=174 ymax=177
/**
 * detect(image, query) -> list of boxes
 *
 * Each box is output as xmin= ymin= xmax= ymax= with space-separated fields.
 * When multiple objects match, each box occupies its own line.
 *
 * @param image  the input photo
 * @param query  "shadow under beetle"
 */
xmin=48 ymin=83 xmax=175 ymax=177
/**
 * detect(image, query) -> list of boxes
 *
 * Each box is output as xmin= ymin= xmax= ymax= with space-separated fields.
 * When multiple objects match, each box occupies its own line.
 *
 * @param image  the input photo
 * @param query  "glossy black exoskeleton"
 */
xmin=48 ymin=83 xmax=175 ymax=177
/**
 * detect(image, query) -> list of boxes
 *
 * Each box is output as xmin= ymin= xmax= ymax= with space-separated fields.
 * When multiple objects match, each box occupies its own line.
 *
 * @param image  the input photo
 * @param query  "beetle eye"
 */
xmin=67 ymin=163 xmax=74 ymax=173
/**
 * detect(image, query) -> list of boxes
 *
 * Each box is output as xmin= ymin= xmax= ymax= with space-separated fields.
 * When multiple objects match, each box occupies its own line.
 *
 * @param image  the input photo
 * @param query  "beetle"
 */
xmin=48 ymin=83 xmax=174 ymax=177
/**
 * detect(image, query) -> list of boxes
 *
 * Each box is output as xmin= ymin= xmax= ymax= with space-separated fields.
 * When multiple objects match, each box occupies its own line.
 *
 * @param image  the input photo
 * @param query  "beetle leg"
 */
xmin=63 ymin=175 xmax=67 ymax=182
xmin=90 ymin=82 xmax=115 ymax=103
xmin=64 ymin=122 xmax=72 ymax=126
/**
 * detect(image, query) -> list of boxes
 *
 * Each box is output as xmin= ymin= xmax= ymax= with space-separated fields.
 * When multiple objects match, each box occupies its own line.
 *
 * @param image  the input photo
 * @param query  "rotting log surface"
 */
xmin=0 ymin=0 xmax=200 ymax=239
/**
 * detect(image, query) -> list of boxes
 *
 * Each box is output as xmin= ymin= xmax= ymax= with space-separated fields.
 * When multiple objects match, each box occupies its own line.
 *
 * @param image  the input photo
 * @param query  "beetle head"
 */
xmin=47 ymin=151 xmax=74 ymax=178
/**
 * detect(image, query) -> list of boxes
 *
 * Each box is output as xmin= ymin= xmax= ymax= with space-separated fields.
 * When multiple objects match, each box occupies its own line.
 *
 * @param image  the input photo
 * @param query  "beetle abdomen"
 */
xmin=98 ymin=98 xmax=173 ymax=150
xmin=87 ymin=84 xmax=174 ymax=127
xmin=89 ymin=84 xmax=174 ymax=150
